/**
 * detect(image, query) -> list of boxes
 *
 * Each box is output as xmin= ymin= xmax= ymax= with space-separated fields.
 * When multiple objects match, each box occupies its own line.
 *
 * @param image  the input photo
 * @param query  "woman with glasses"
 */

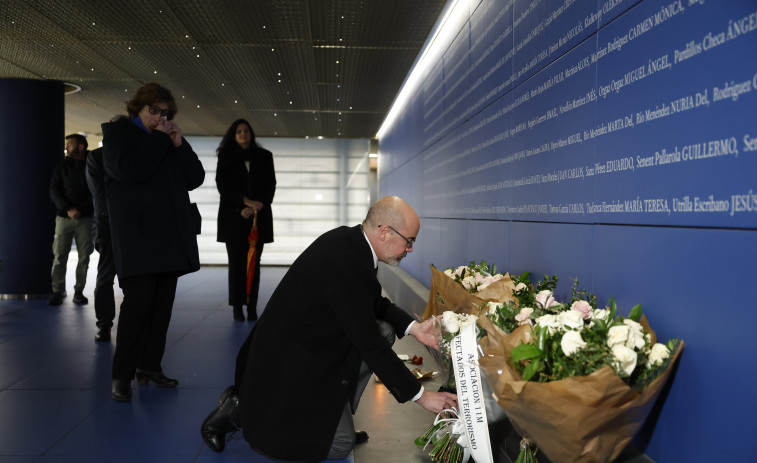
xmin=101 ymin=83 xmax=205 ymax=401
xmin=215 ymin=119 xmax=276 ymax=321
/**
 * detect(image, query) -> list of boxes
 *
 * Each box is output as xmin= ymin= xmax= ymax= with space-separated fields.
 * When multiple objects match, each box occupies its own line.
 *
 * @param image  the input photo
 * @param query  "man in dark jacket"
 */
xmin=48 ymin=134 xmax=94 ymax=305
xmin=85 ymin=147 xmax=116 ymax=341
xmin=201 ymin=196 xmax=458 ymax=462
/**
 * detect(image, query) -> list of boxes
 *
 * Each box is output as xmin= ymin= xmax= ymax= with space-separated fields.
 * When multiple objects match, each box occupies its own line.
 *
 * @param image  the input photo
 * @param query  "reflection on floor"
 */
xmin=0 ymin=260 xmax=443 ymax=463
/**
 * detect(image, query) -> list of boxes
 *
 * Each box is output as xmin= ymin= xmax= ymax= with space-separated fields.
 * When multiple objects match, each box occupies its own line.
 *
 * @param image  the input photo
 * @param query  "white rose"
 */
xmin=560 ymin=330 xmax=586 ymax=357
xmin=486 ymin=302 xmax=500 ymax=316
xmin=612 ymin=345 xmax=638 ymax=376
xmin=441 ymin=311 xmax=459 ymax=333
xmin=558 ymin=310 xmax=584 ymax=331
xmin=536 ymin=314 xmax=561 ymax=335
xmin=444 ymin=268 xmax=455 ymax=278
xmin=607 ymin=325 xmax=630 ymax=348
xmin=514 ymin=282 xmax=528 ymax=292
xmin=623 ymin=319 xmax=646 ymax=350
xmin=647 ymin=343 xmax=671 ymax=368
xmin=461 ymin=275 xmax=477 ymax=291
xmin=591 ymin=308 xmax=609 ymax=322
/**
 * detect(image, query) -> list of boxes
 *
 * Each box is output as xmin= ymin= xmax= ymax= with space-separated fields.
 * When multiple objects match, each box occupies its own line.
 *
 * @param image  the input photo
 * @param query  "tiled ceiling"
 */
xmin=0 ymin=0 xmax=446 ymax=139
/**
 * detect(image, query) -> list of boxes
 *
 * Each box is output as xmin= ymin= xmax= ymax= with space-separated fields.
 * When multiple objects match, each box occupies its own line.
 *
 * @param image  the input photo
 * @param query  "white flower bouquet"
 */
xmin=436 ymin=311 xmax=480 ymax=391
xmin=478 ymin=293 xmax=683 ymax=463
xmin=423 ymin=262 xmax=517 ymax=321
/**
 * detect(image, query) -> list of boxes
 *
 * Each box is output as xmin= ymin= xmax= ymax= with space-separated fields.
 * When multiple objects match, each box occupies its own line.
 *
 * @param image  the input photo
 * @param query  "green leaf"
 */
xmin=608 ymin=296 xmax=617 ymax=320
xmin=522 ymin=357 xmax=541 ymax=381
xmin=628 ymin=304 xmax=643 ymax=321
xmin=511 ymin=344 xmax=542 ymax=362
xmin=518 ymin=272 xmax=531 ymax=284
xmin=414 ymin=437 xmax=428 ymax=447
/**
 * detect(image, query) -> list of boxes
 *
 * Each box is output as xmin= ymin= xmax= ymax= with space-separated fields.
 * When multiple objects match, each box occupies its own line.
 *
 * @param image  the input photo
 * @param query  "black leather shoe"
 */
xmin=247 ymin=307 xmax=257 ymax=321
xmin=72 ymin=292 xmax=88 ymax=304
xmin=112 ymin=379 xmax=132 ymax=401
xmin=47 ymin=292 xmax=63 ymax=305
xmin=95 ymin=328 xmax=111 ymax=342
xmin=135 ymin=369 xmax=179 ymax=388
xmin=201 ymin=385 xmax=241 ymax=452
xmin=355 ymin=430 xmax=369 ymax=444
xmin=233 ymin=306 xmax=245 ymax=321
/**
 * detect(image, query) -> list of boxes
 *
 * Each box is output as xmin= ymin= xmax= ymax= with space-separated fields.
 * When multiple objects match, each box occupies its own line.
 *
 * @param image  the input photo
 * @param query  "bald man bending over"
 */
xmin=201 ymin=196 xmax=457 ymax=462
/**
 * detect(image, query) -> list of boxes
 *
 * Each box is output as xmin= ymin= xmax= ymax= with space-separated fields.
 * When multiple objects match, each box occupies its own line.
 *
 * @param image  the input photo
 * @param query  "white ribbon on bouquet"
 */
xmin=450 ymin=323 xmax=494 ymax=463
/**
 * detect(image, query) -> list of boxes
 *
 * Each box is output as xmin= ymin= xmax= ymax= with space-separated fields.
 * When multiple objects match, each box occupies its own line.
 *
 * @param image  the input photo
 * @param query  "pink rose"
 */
xmin=570 ymin=300 xmax=593 ymax=319
xmin=515 ymin=307 xmax=534 ymax=326
xmin=535 ymin=290 xmax=558 ymax=308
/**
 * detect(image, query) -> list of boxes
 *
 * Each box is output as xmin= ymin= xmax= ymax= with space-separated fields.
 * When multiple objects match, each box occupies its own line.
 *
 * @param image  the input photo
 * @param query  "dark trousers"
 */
xmin=225 ymin=242 xmax=264 ymax=310
xmin=93 ymin=230 xmax=116 ymax=329
xmin=112 ymin=273 xmax=178 ymax=380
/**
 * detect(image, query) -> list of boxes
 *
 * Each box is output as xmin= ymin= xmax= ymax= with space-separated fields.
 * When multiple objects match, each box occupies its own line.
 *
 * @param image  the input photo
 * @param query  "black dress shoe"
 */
xmin=355 ymin=430 xmax=369 ymax=444
xmin=247 ymin=307 xmax=257 ymax=321
xmin=72 ymin=292 xmax=88 ymax=304
xmin=94 ymin=328 xmax=111 ymax=342
xmin=47 ymin=292 xmax=63 ymax=305
xmin=112 ymin=379 xmax=132 ymax=401
xmin=135 ymin=369 xmax=179 ymax=387
xmin=201 ymin=385 xmax=241 ymax=452
xmin=233 ymin=306 xmax=245 ymax=321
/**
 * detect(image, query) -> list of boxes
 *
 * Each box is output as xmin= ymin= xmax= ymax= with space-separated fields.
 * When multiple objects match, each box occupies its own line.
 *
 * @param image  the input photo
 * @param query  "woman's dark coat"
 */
xmin=238 ymin=225 xmax=421 ymax=462
xmin=216 ymin=146 xmax=276 ymax=244
xmin=101 ymin=117 xmax=205 ymax=279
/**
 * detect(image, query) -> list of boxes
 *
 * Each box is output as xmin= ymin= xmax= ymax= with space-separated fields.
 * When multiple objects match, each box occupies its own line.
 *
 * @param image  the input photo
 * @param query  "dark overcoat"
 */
xmin=239 ymin=225 xmax=421 ymax=462
xmin=101 ymin=117 xmax=205 ymax=279
xmin=216 ymin=146 xmax=276 ymax=244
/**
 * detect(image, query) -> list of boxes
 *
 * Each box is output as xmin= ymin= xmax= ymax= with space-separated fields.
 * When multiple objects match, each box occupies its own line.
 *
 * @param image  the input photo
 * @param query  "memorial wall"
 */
xmin=381 ymin=0 xmax=757 ymax=228
xmin=377 ymin=1 xmax=757 ymax=461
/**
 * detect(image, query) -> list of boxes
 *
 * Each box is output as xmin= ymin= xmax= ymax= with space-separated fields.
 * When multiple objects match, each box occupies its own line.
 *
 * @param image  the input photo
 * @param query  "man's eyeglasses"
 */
xmin=379 ymin=224 xmax=415 ymax=249
xmin=147 ymin=105 xmax=169 ymax=119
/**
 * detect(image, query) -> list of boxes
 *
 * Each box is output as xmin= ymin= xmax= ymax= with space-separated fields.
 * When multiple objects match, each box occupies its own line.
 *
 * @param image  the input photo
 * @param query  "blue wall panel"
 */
xmin=593 ymin=225 xmax=757 ymax=461
xmin=378 ymin=0 xmax=757 ymax=460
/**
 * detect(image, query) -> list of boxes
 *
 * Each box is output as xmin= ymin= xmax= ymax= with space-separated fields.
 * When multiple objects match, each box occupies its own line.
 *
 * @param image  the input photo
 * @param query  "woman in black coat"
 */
xmin=102 ymin=83 xmax=205 ymax=401
xmin=216 ymin=119 xmax=276 ymax=321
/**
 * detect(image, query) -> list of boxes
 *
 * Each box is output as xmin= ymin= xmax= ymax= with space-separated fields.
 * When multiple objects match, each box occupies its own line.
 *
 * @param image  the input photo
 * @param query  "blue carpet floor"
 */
xmin=0 ymin=264 xmax=354 ymax=463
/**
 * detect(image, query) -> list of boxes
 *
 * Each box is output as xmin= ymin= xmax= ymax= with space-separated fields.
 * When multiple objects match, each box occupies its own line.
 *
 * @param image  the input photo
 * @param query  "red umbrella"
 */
xmin=246 ymin=210 xmax=259 ymax=305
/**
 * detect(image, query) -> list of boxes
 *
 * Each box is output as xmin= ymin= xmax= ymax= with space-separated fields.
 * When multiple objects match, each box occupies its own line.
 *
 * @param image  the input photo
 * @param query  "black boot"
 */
xmin=247 ymin=306 xmax=257 ymax=321
xmin=201 ymin=385 xmax=241 ymax=452
xmin=233 ymin=306 xmax=245 ymax=321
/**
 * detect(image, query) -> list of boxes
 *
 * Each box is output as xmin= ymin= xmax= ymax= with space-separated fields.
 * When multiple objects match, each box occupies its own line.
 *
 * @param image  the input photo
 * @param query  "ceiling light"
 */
xmin=377 ymin=0 xmax=466 ymax=139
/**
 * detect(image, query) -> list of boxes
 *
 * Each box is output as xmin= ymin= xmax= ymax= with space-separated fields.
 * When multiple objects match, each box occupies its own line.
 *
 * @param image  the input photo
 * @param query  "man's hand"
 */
xmin=416 ymin=390 xmax=458 ymax=414
xmin=67 ymin=208 xmax=81 ymax=219
xmin=408 ymin=318 xmax=440 ymax=350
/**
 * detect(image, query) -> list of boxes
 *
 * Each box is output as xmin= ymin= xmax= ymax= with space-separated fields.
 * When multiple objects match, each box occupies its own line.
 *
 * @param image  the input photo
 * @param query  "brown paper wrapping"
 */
xmin=477 ymin=315 xmax=684 ymax=463
xmin=422 ymin=265 xmax=517 ymax=320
